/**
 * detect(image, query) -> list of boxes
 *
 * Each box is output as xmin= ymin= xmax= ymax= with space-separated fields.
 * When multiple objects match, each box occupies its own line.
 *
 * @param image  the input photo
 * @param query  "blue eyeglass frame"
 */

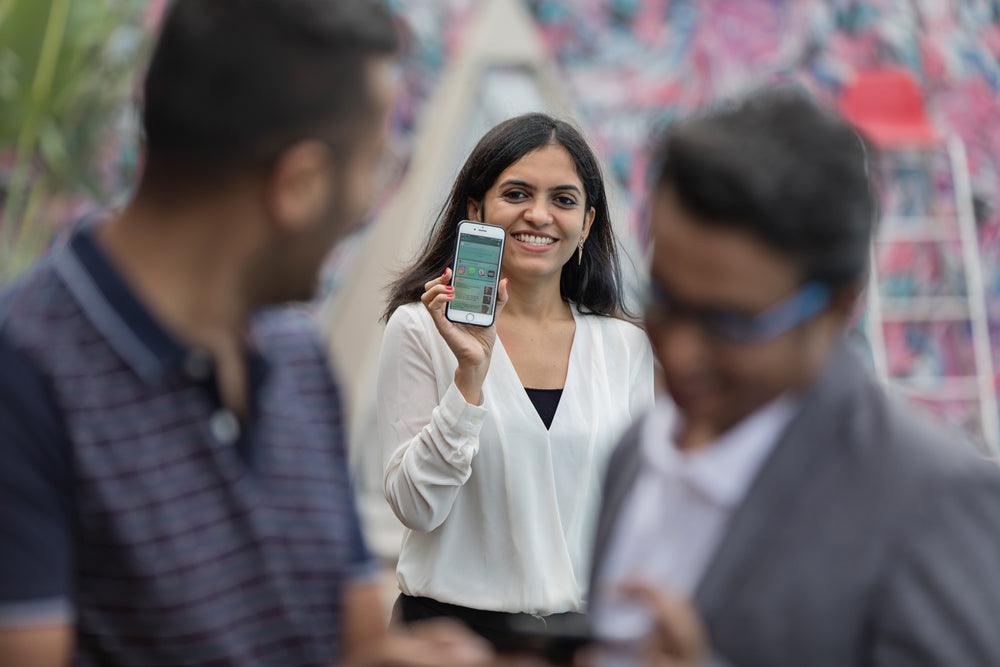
xmin=644 ymin=279 xmax=833 ymax=344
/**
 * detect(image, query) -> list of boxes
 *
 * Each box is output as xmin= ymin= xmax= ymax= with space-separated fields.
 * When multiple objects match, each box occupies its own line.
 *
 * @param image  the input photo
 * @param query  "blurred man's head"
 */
xmin=139 ymin=0 xmax=398 ymax=300
xmin=646 ymin=88 xmax=877 ymax=445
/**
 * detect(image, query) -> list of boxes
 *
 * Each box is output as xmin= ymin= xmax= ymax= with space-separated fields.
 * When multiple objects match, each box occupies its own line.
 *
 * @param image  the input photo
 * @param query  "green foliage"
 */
xmin=0 ymin=0 xmax=148 ymax=282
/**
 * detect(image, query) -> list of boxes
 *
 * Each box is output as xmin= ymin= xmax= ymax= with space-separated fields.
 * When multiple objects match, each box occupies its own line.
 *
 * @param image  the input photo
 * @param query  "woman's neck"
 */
xmin=499 ymin=273 xmax=572 ymax=321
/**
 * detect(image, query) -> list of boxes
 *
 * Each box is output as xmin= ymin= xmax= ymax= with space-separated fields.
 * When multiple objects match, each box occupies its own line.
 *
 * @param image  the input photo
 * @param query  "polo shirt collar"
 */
xmin=54 ymin=226 xmax=195 ymax=384
xmin=643 ymin=395 xmax=801 ymax=508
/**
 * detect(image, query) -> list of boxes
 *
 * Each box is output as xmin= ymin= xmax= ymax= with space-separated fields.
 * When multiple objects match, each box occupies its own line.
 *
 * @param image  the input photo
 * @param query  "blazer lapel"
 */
xmin=693 ymin=342 xmax=863 ymax=620
xmin=589 ymin=419 xmax=646 ymax=593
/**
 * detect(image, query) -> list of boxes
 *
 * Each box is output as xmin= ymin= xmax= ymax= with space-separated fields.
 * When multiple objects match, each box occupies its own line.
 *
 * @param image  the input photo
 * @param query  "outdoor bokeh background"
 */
xmin=1 ymin=0 xmax=999 ymax=456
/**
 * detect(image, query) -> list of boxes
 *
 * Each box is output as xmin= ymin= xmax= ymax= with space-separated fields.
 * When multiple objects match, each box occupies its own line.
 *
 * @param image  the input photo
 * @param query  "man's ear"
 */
xmin=466 ymin=197 xmax=482 ymax=222
xmin=833 ymin=282 xmax=864 ymax=319
xmin=818 ymin=282 xmax=865 ymax=336
xmin=265 ymin=140 xmax=336 ymax=233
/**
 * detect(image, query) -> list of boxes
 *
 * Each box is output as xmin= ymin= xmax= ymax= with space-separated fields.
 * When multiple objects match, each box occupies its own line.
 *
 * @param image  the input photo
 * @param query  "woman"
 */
xmin=377 ymin=113 xmax=653 ymax=641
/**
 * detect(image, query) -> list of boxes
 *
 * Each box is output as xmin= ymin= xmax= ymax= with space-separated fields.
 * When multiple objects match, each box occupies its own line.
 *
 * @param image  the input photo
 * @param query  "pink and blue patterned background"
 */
xmin=101 ymin=0 xmax=1000 ymax=436
xmin=383 ymin=0 xmax=1000 ymax=436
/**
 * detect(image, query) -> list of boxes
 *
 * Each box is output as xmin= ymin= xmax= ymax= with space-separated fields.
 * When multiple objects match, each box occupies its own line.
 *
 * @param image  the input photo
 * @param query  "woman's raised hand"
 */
xmin=421 ymin=267 xmax=508 ymax=405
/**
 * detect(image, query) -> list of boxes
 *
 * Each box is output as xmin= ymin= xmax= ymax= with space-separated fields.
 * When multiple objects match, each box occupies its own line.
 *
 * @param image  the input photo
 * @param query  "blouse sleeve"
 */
xmin=376 ymin=306 xmax=488 ymax=532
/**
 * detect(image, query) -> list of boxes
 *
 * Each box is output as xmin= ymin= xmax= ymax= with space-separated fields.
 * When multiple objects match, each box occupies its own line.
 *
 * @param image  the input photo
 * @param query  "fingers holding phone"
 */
xmin=420 ymin=221 xmax=508 ymax=405
xmin=620 ymin=583 xmax=707 ymax=667
xmin=348 ymin=619 xmax=494 ymax=667
xmin=422 ymin=268 xmax=506 ymax=364
xmin=422 ymin=267 xmax=458 ymax=322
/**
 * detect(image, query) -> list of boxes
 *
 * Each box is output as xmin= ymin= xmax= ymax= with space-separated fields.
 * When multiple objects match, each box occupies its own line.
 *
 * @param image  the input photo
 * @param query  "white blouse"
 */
xmin=377 ymin=301 xmax=654 ymax=615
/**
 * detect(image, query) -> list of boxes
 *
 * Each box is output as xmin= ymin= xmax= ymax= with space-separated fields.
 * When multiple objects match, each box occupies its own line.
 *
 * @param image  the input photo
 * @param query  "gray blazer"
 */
xmin=590 ymin=342 xmax=1000 ymax=666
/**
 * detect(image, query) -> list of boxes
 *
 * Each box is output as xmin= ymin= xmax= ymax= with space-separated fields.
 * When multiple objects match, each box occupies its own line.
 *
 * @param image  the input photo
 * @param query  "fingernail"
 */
xmin=445 ymin=286 xmax=453 ymax=291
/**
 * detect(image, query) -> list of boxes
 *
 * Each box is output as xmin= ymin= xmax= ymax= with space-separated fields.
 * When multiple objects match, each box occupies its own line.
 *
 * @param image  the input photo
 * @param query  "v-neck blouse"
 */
xmin=377 ymin=301 xmax=654 ymax=615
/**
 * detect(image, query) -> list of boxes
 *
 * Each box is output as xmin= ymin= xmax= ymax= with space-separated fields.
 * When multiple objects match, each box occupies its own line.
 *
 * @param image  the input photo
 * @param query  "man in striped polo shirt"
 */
xmin=0 ymin=2 xmax=490 ymax=666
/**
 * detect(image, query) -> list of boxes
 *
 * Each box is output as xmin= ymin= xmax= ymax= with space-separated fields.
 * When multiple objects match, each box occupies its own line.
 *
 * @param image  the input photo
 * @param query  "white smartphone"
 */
xmin=446 ymin=220 xmax=506 ymax=327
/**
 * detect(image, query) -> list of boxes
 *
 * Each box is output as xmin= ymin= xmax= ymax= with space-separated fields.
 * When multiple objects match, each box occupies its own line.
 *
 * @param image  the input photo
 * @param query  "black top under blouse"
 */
xmin=524 ymin=387 xmax=563 ymax=430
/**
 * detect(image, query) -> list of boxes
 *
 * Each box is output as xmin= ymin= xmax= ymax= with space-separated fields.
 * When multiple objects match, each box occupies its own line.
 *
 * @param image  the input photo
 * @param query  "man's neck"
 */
xmin=675 ymin=347 xmax=836 ymax=452
xmin=96 ymin=193 xmax=264 ymax=354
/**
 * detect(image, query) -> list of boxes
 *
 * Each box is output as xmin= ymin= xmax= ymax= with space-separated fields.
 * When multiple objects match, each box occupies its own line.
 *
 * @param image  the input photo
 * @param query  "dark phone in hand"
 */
xmin=493 ymin=613 xmax=593 ymax=665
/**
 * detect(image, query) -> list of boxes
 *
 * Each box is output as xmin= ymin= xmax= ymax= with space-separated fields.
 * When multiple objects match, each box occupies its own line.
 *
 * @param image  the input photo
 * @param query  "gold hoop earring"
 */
xmin=577 ymin=240 xmax=585 ymax=265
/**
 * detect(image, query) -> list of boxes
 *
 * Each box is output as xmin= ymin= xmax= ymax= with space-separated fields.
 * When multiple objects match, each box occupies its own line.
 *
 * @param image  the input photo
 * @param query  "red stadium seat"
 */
xmin=839 ymin=66 xmax=939 ymax=148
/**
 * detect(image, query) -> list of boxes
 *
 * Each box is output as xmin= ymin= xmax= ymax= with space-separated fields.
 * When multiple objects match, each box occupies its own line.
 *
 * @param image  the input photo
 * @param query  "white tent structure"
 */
xmin=318 ymin=0 xmax=645 ymax=558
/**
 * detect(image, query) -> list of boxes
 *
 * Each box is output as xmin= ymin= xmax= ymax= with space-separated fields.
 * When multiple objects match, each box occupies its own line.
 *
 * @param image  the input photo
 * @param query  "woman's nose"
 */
xmin=524 ymin=200 xmax=552 ymax=225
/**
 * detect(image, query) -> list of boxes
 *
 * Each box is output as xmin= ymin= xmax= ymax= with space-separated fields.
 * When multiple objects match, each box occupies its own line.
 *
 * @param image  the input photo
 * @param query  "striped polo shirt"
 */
xmin=0 ymin=227 xmax=375 ymax=666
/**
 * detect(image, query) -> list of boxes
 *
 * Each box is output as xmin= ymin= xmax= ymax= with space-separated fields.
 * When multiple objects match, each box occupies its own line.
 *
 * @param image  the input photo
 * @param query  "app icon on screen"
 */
xmin=482 ymin=296 xmax=492 ymax=305
xmin=484 ymin=286 xmax=493 ymax=295
xmin=487 ymin=270 xmax=496 ymax=278
xmin=457 ymin=266 xmax=466 ymax=274
xmin=481 ymin=305 xmax=490 ymax=313
xmin=478 ymin=268 xmax=486 ymax=277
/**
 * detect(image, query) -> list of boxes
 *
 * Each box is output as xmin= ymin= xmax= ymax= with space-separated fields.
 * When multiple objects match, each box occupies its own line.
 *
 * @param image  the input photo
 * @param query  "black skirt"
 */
xmin=392 ymin=593 xmax=588 ymax=653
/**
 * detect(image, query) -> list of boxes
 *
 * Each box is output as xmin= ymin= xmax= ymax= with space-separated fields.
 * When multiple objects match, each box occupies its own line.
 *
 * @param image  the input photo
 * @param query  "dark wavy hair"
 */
xmin=143 ymin=0 xmax=398 ymax=180
xmin=383 ymin=113 xmax=628 ymax=321
xmin=651 ymin=87 xmax=878 ymax=288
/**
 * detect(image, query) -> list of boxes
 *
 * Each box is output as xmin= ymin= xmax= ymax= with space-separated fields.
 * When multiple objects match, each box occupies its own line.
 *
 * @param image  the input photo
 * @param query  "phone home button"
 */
xmin=466 ymin=313 xmax=476 ymax=322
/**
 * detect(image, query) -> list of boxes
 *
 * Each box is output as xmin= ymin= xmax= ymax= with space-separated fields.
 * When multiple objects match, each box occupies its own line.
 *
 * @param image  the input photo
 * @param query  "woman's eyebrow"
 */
xmin=498 ymin=179 xmax=582 ymax=195
xmin=498 ymin=179 xmax=535 ymax=190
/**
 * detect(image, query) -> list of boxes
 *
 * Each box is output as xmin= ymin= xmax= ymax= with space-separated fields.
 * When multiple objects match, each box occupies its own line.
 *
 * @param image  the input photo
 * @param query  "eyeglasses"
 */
xmin=644 ymin=279 xmax=832 ymax=344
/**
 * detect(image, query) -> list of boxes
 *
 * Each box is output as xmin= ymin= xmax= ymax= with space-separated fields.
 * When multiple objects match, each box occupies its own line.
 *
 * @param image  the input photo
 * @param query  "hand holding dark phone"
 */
xmin=492 ymin=613 xmax=594 ymax=665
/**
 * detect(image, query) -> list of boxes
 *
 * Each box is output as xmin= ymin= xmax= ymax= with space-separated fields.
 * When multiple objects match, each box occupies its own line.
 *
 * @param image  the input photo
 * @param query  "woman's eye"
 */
xmin=555 ymin=195 xmax=577 ymax=207
xmin=502 ymin=191 xmax=528 ymax=201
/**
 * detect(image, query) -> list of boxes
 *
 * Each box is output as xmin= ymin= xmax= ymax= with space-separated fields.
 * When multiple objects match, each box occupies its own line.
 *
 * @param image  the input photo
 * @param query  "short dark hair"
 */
xmin=383 ymin=113 xmax=629 ymax=321
xmin=651 ymin=87 xmax=878 ymax=287
xmin=142 ymin=0 xmax=398 ymax=177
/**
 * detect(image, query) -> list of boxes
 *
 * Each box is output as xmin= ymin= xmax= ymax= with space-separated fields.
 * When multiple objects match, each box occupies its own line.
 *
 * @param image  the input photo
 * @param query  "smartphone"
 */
xmin=445 ymin=221 xmax=506 ymax=327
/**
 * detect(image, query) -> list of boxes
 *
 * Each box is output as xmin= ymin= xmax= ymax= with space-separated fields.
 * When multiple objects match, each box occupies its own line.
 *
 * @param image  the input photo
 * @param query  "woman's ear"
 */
xmin=581 ymin=205 xmax=596 ymax=242
xmin=466 ymin=197 xmax=483 ymax=222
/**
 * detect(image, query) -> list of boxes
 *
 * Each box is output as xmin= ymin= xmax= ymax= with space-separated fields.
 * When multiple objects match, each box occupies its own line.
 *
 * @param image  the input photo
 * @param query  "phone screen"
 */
xmin=452 ymin=233 xmax=502 ymax=316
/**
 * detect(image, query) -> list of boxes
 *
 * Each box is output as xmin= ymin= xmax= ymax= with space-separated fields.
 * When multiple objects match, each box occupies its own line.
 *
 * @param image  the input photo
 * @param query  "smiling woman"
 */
xmin=383 ymin=113 xmax=627 ymax=321
xmin=376 ymin=113 xmax=654 ymax=646
xmin=468 ymin=144 xmax=595 ymax=286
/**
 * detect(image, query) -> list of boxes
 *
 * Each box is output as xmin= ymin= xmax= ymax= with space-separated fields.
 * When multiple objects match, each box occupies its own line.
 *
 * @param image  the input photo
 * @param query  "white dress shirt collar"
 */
xmin=642 ymin=394 xmax=801 ymax=509
xmin=592 ymin=394 xmax=801 ymax=651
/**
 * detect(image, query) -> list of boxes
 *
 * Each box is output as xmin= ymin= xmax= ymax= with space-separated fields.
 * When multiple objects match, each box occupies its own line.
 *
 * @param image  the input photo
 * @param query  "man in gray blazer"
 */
xmin=587 ymin=88 xmax=1000 ymax=666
